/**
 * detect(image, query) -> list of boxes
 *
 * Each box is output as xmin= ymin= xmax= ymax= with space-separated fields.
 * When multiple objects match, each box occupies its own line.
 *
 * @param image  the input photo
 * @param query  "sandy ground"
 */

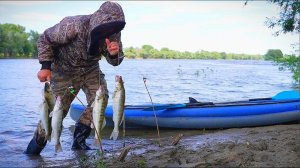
xmin=78 ymin=124 xmax=300 ymax=168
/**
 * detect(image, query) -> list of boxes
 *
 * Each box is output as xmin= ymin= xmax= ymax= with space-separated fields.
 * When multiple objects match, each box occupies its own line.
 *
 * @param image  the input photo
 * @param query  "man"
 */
xmin=25 ymin=1 xmax=126 ymax=155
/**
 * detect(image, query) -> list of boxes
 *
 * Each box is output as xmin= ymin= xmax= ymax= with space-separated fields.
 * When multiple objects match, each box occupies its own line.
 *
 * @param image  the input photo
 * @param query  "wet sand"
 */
xmin=79 ymin=124 xmax=300 ymax=168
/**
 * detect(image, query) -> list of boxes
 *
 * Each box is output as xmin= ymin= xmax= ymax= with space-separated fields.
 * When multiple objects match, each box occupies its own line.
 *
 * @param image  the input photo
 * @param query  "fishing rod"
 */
xmin=142 ymin=77 xmax=161 ymax=147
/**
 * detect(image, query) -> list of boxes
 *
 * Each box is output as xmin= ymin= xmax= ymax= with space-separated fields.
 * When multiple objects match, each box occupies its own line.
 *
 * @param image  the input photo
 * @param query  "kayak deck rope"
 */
xmin=143 ymin=77 xmax=161 ymax=147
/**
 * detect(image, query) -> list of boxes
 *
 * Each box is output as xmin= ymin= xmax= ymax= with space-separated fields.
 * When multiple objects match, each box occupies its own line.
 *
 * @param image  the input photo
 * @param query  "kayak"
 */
xmin=69 ymin=90 xmax=300 ymax=129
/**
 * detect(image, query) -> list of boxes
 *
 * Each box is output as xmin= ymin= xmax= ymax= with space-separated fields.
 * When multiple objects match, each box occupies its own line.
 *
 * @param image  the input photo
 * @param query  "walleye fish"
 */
xmin=110 ymin=75 xmax=125 ymax=140
xmin=92 ymin=85 xmax=108 ymax=144
xmin=44 ymin=82 xmax=55 ymax=111
xmin=40 ymin=82 xmax=55 ymax=142
xmin=50 ymin=96 xmax=63 ymax=152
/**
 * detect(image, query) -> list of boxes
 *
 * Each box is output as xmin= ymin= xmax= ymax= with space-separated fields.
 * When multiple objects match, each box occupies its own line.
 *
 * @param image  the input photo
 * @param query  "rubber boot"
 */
xmin=71 ymin=122 xmax=91 ymax=150
xmin=24 ymin=121 xmax=47 ymax=155
xmin=24 ymin=138 xmax=47 ymax=155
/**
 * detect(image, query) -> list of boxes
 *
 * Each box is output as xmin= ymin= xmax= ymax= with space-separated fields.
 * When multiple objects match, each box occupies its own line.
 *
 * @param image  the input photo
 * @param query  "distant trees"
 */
xmin=0 ymin=23 xmax=265 ymax=60
xmin=124 ymin=45 xmax=264 ymax=60
xmin=28 ymin=30 xmax=40 ymax=58
xmin=272 ymin=54 xmax=300 ymax=84
xmin=0 ymin=23 xmax=39 ymax=58
xmin=263 ymin=0 xmax=299 ymax=85
xmin=245 ymin=0 xmax=300 ymax=85
xmin=264 ymin=49 xmax=283 ymax=60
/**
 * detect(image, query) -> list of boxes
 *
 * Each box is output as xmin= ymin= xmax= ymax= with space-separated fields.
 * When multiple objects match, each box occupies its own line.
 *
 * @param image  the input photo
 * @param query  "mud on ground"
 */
xmin=80 ymin=124 xmax=300 ymax=168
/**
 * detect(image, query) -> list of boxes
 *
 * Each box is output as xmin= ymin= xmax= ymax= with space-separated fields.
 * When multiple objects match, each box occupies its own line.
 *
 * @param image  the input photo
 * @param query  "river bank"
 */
xmin=81 ymin=124 xmax=300 ymax=167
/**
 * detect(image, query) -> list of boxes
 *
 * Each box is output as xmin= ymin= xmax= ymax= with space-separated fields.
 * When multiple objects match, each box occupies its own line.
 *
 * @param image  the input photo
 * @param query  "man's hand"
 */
xmin=105 ymin=38 xmax=119 ymax=56
xmin=37 ymin=69 xmax=51 ymax=82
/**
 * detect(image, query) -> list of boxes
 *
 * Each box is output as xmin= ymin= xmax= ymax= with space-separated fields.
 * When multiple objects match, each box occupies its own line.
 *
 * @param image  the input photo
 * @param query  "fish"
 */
xmin=40 ymin=82 xmax=55 ymax=142
xmin=92 ymin=85 xmax=108 ymax=144
xmin=110 ymin=75 xmax=125 ymax=140
xmin=44 ymin=82 xmax=55 ymax=112
xmin=50 ymin=96 xmax=63 ymax=152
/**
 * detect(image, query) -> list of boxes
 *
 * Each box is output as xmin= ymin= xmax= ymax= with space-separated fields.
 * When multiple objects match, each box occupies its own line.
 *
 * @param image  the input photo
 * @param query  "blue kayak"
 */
xmin=69 ymin=90 xmax=300 ymax=129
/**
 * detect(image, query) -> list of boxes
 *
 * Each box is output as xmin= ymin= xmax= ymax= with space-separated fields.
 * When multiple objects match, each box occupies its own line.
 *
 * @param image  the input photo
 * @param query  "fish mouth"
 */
xmin=115 ymin=75 xmax=122 ymax=82
xmin=44 ymin=82 xmax=50 ymax=92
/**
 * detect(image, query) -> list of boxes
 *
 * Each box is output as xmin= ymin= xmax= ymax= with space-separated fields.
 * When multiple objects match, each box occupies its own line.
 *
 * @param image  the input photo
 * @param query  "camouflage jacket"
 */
xmin=37 ymin=1 xmax=126 ymax=74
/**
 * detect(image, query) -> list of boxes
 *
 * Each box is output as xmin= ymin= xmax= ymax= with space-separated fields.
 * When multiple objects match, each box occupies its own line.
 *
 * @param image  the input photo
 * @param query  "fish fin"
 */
xmin=101 ymin=118 xmax=106 ymax=130
xmin=110 ymin=130 xmax=119 ymax=140
xmin=55 ymin=142 xmax=63 ymax=153
xmin=39 ymin=99 xmax=47 ymax=111
xmin=119 ymin=115 xmax=124 ymax=126
xmin=38 ymin=102 xmax=44 ymax=110
xmin=43 ymin=137 xmax=48 ymax=143
xmin=47 ymin=135 xmax=51 ymax=142
xmin=49 ymin=111 xmax=53 ymax=117
xmin=43 ymin=134 xmax=51 ymax=142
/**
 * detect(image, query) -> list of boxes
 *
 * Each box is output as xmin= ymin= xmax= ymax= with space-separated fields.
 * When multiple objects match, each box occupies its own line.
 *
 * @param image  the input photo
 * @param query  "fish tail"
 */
xmin=119 ymin=118 xmax=124 ymax=126
xmin=110 ymin=129 xmax=119 ymax=140
xmin=55 ymin=143 xmax=63 ymax=153
xmin=46 ymin=134 xmax=51 ymax=142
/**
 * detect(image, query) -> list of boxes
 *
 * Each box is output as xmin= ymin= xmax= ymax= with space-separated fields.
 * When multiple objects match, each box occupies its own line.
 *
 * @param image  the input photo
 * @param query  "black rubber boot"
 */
xmin=71 ymin=122 xmax=92 ymax=150
xmin=24 ymin=121 xmax=47 ymax=155
xmin=24 ymin=138 xmax=47 ymax=155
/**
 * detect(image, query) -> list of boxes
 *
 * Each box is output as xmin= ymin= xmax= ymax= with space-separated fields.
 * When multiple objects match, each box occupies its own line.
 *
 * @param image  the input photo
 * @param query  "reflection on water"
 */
xmin=0 ymin=59 xmax=294 ymax=166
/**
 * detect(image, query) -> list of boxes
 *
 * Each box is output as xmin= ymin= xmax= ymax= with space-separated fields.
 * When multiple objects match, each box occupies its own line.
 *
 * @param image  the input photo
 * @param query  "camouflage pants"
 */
xmin=34 ymin=66 xmax=109 ymax=145
xmin=50 ymin=66 xmax=109 ymax=126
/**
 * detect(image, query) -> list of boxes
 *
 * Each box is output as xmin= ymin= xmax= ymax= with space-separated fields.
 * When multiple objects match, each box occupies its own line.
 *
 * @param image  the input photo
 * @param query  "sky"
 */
xmin=0 ymin=1 xmax=299 ymax=55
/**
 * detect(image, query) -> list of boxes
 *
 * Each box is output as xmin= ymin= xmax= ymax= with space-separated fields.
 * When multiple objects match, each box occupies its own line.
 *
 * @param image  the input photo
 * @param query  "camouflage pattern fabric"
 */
xmin=33 ymin=1 xmax=126 ymax=143
xmin=50 ymin=66 xmax=108 ymax=126
xmin=37 ymin=1 xmax=125 ymax=74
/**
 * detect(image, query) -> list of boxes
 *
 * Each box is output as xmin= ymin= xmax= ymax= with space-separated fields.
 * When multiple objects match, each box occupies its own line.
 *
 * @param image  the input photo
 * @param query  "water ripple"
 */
xmin=0 ymin=59 xmax=294 ymax=167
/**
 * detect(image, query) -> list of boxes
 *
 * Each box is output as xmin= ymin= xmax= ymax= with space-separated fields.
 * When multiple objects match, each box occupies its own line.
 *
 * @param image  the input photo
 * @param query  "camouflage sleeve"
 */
xmin=103 ymin=32 xmax=124 ymax=66
xmin=38 ymin=17 xmax=77 ymax=67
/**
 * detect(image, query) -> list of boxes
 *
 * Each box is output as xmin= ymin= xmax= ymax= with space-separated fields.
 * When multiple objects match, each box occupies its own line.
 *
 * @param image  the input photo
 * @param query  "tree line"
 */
xmin=1 ymin=23 xmax=297 ymax=83
xmin=1 ymin=0 xmax=298 ymax=84
xmin=0 ymin=23 xmax=39 ymax=58
xmin=124 ymin=45 xmax=265 ymax=60
xmin=0 ymin=23 xmax=266 ymax=60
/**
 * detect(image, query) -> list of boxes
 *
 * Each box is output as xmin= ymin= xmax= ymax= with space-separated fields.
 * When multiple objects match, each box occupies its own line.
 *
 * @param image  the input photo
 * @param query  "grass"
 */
xmin=137 ymin=159 xmax=146 ymax=168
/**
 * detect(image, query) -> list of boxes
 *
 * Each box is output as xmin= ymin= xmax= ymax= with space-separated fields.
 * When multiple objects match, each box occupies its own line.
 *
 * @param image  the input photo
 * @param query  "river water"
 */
xmin=0 ymin=59 xmax=294 ymax=167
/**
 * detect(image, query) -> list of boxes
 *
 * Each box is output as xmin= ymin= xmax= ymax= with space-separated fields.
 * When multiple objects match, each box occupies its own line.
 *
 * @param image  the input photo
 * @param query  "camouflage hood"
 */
xmin=88 ymin=1 xmax=126 ymax=56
